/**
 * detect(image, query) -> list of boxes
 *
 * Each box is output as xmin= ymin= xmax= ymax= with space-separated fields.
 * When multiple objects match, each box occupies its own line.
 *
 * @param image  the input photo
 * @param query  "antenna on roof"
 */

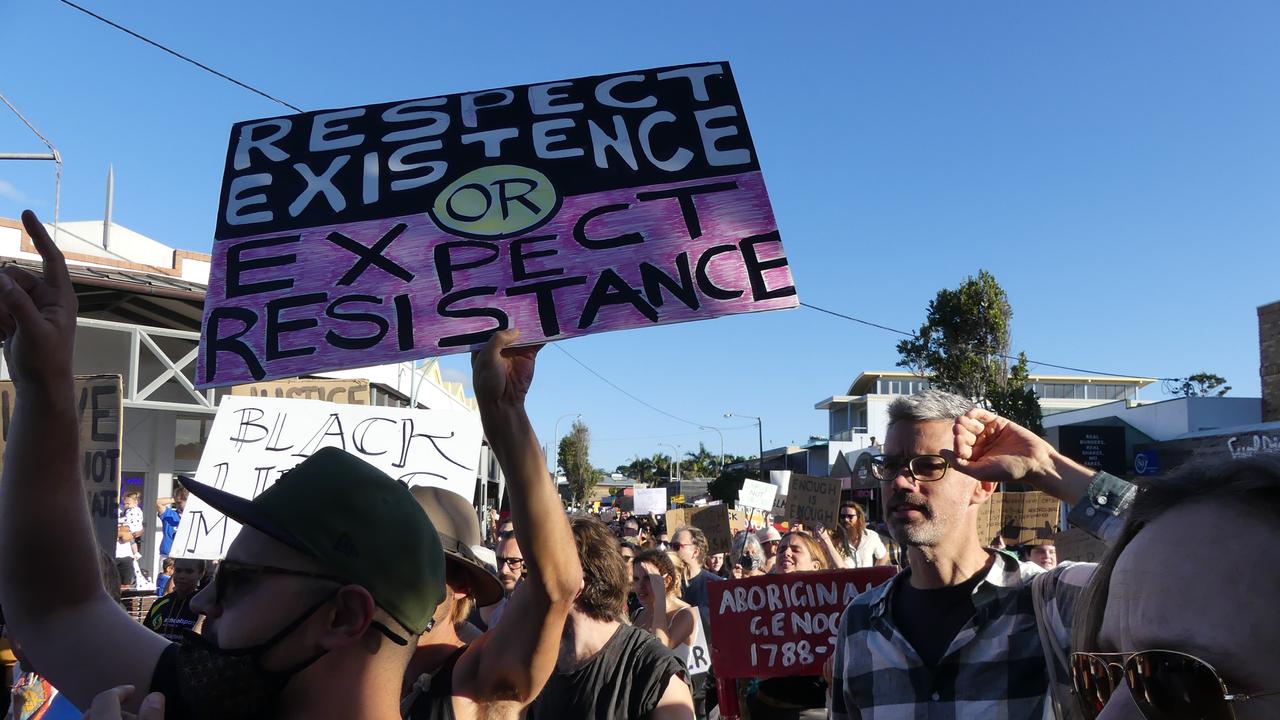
xmin=103 ymin=164 xmax=114 ymax=251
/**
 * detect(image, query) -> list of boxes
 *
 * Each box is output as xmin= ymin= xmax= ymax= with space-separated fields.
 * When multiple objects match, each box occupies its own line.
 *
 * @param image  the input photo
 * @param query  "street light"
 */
xmin=551 ymin=412 xmax=582 ymax=475
xmin=659 ymin=443 xmax=681 ymax=483
xmin=725 ymin=412 xmax=764 ymax=484
xmin=699 ymin=425 xmax=725 ymax=476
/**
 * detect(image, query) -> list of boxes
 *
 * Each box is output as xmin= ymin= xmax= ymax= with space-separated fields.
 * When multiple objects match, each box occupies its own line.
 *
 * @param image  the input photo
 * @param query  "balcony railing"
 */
xmin=830 ymin=428 xmax=870 ymax=442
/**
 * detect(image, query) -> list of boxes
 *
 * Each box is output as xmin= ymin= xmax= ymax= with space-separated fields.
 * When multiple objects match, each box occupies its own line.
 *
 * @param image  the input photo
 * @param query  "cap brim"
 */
xmin=444 ymin=553 xmax=505 ymax=607
xmin=178 ymin=474 xmax=311 ymax=557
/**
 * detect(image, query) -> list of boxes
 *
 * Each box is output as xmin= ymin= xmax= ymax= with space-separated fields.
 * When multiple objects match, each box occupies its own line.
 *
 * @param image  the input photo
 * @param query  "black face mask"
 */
xmin=174 ymin=593 xmax=335 ymax=720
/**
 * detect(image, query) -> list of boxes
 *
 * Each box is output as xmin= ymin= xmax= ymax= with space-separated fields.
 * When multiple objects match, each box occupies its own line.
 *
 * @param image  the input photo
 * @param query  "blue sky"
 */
xmin=2 ymin=1 xmax=1277 ymax=470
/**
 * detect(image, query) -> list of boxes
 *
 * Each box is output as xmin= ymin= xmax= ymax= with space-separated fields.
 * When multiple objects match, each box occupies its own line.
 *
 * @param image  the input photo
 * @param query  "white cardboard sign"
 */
xmin=737 ymin=478 xmax=778 ymax=512
xmin=633 ymin=487 xmax=669 ymax=516
xmin=172 ymin=394 xmax=482 ymax=559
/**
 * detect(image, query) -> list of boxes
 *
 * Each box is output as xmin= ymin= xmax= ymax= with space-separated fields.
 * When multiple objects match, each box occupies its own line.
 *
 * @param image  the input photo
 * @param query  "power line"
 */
xmin=550 ymin=343 xmax=741 ymax=430
xmin=799 ymin=301 xmax=1178 ymax=382
xmin=57 ymin=0 xmax=303 ymax=113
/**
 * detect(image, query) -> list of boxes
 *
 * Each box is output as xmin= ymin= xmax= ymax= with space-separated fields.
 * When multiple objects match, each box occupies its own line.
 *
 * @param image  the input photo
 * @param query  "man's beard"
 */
xmin=886 ymin=491 xmax=947 ymax=547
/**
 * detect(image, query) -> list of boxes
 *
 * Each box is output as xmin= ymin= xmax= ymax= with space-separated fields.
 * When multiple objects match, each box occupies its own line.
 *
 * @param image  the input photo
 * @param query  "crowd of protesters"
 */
xmin=1 ymin=209 xmax=1278 ymax=719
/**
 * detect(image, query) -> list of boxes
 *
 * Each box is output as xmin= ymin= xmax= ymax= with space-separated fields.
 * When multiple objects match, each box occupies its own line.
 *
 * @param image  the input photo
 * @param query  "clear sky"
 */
xmin=2 ymin=1 xmax=1277 ymax=470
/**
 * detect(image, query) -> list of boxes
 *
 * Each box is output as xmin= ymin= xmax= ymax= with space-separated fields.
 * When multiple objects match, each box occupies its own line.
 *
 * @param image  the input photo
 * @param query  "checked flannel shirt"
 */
xmin=829 ymin=472 xmax=1134 ymax=720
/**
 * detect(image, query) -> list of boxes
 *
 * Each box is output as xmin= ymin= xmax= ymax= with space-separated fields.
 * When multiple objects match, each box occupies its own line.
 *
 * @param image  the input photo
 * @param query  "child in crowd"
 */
xmin=155 ymin=558 xmax=175 ymax=596
xmin=113 ymin=524 xmax=137 ymax=590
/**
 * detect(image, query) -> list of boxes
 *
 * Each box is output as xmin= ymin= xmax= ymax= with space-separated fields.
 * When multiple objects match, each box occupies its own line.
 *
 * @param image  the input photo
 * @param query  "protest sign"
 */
xmin=784 ymin=474 xmax=841 ymax=529
xmin=171 ymin=394 xmax=481 ymax=558
xmin=737 ymin=478 xmax=777 ymax=512
xmin=0 ymin=375 xmax=122 ymax=550
xmin=976 ymin=491 xmax=1062 ymax=545
xmin=708 ymin=567 xmax=896 ymax=680
xmin=198 ymin=61 xmax=797 ymax=388
xmin=1052 ymin=528 xmax=1110 ymax=563
xmin=230 ymin=378 xmax=371 ymax=404
xmin=666 ymin=503 xmax=735 ymax=556
xmin=768 ymin=470 xmax=791 ymax=517
xmin=633 ymin=487 xmax=668 ymax=516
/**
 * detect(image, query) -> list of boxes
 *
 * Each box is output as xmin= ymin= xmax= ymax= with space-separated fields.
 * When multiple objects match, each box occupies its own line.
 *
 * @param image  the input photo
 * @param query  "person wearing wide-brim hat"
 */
xmin=400 ymin=330 xmax=585 ymax=720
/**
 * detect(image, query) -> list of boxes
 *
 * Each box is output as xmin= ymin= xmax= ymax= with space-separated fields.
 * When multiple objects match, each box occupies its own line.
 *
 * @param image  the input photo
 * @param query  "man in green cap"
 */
xmin=0 ymin=211 xmax=447 ymax=720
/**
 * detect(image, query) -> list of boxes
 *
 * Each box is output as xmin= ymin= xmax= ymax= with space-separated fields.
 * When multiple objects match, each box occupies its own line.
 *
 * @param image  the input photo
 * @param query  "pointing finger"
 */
xmin=20 ymin=210 xmax=71 ymax=292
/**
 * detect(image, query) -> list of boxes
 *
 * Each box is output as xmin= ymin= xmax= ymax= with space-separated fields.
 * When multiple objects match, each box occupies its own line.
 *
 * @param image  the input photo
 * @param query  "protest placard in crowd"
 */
xmin=737 ymin=478 xmax=778 ymax=512
xmin=230 ymin=377 xmax=372 ymax=404
xmin=784 ymin=474 xmax=841 ymax=529
xmin=708 ymin=567 xmax=896 ymax=680
xmin=0 ymin=375 xmax=122 ymax=549
xmin=197 ymin=61 xmax=797 ymax=388
xmin=1051 ymin=527 xmax=1110 ymax=562
xmin=666 ymin=503 xmax=735 ymax=555
xmin=633 ymin=487 xmax=668 ymax=516
xmin=171 ymin=394 xmax=481 ymax=558
xmin=976 ymin=491 xmax=1062 ymax=545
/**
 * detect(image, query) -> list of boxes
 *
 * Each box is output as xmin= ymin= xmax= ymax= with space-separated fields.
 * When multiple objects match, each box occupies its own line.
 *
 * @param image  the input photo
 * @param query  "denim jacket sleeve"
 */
xmin=1065 ymin=471 xmax=1135 ymax=543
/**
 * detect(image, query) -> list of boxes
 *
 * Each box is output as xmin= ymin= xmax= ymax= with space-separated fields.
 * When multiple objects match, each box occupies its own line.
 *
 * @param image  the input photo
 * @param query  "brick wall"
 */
xmin=1261 ymin=300 xmax=1280 ymax=422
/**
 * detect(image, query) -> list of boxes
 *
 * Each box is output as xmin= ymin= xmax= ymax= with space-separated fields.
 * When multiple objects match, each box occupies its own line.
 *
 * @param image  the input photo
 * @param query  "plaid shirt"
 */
xmin=829 ymin=472 xmax=1134 ymax=720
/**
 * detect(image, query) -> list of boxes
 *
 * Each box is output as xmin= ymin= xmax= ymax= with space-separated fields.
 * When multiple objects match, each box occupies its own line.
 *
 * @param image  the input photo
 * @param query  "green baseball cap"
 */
xmin=181 ymin=446 xmax=445 ymax=635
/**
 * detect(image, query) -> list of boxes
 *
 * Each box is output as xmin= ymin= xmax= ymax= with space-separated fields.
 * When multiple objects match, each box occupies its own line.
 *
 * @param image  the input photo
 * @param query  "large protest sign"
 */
xmin=0 ymin=375 xmax=122 ymax=549
xmin=198 ymin=62 xmax=797 ymax=388
xmin=171 ymin=394 xmax=481 ymax=558
xmin=976 ymin=491 xmax=1062 ymax=545
xmin=633 ymin=487 xmax=668 ymax=516
xmin=783 ymin=474 xmax=841 ymax=529
xmin=709 ymin=567 xmax=896 ymax=682
xmin=667 ymin=503 xmax=735 ymax=556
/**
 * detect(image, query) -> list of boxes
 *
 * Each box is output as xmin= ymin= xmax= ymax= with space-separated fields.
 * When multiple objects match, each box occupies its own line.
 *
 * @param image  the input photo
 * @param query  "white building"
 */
xmin=0 ymin=216 xmax=500 ymax=578
xmin=809 ymin=370 xmax=1156 ymax=477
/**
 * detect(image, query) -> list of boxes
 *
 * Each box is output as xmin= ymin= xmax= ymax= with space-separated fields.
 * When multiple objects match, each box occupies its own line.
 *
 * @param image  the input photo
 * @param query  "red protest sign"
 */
xmin=708 ymin=567 xmax=896 ymax=680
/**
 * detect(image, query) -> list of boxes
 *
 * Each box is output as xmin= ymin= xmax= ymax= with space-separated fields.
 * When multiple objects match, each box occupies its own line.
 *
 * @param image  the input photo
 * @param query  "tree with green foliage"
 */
xmin=557 ymin=419 xmax=600 ymax=505
xmin=897 ymin=270 xmax=1044 ymax=434
xmin=1166 ymin=372 xmax=1231 ymax=398
xmin=708 ymin=454 xmax=753 ymax=503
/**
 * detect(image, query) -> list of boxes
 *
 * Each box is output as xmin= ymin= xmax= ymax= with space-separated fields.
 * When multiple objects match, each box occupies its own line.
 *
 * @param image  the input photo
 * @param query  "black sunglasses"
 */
xmin=1070 ymin=650 xmax=1280 ymax=720
xmin=869 ymin=454 xmax=949 ymax=482
xmin=497 ymin=555 xmax=525 ymax=569
xmin=212 ymin=560 xmax=414 ymax=645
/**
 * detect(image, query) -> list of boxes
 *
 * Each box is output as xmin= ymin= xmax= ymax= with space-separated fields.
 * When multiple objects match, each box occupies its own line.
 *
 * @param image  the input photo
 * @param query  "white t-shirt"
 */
xmin=671 ymin=606 xmax=711 ymax=676
xmin=839 ymin=529 xmax=888 ymax=568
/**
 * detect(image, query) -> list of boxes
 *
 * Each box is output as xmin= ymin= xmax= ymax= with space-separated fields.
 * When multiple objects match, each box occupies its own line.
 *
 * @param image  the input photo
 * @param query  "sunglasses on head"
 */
xmin=1070 ymin=650 xmax=1280 ymax=720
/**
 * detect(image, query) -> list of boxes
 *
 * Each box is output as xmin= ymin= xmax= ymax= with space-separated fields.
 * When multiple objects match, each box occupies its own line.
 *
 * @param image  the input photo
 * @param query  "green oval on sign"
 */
xmin=429 ymin=165 xmax=560 ymax=239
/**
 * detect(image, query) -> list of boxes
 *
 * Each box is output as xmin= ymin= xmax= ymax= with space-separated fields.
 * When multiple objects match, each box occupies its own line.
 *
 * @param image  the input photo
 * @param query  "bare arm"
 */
xmin=454 ymin=330 xmax=583 ymax=706
xmin=652 ymin=674 xmax=696 ymax=720
xmin=953 ymin=408 xmax=1096 ymax=504
xmin=0 ymin=211 xmax=168 ymax=709
xmin=814 ymin=528 xmax=844 ymax=570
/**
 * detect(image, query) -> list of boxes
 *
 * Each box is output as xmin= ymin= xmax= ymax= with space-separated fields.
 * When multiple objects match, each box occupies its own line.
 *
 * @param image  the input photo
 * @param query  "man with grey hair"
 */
xmin=829 ymin=388 xmax=1136 ymax=720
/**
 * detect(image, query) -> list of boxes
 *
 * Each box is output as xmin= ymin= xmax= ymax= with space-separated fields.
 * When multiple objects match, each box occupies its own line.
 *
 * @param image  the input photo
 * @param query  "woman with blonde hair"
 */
xmin=633 ymin=549 xmax=711 ymax=718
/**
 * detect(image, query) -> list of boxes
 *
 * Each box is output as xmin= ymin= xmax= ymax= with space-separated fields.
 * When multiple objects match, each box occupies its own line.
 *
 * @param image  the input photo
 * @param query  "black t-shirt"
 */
xmin=891 ymin=569 xmax=986 ymax=667
xmin=528 ymin=623 xmax=688 ymax=720
xmin=407 ymin=646 xmax=467 ymax=720
xmin=144 ymin=594 xmax=200 ymax=643
xmin=680 ymin=569 xmax=722 ymax=642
